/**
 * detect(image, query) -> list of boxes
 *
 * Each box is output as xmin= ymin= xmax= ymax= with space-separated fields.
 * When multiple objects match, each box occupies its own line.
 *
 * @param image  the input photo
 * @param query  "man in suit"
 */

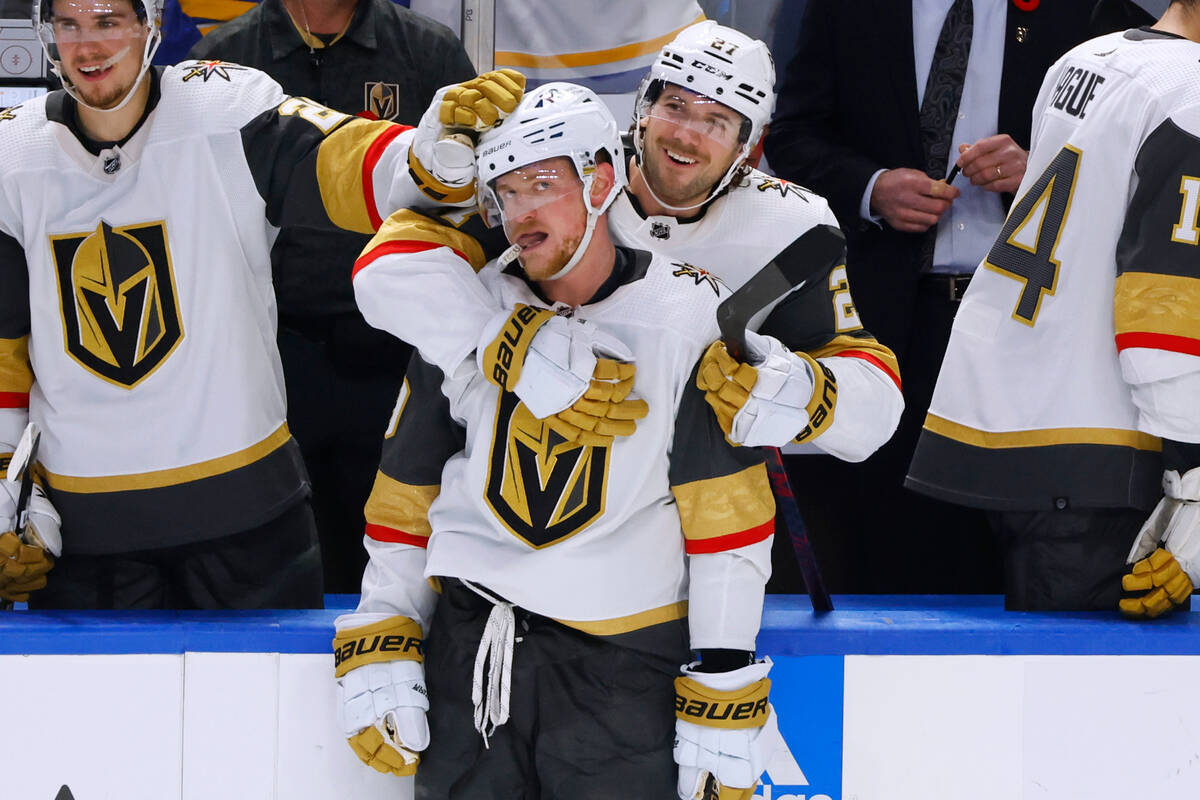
xmin=764 ymin=0 xmax=1151 ymax=593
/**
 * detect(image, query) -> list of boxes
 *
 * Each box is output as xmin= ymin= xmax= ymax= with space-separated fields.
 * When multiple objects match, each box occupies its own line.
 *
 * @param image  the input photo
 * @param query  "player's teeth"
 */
xmin=667 ymin=150 xmax=696 ymax=164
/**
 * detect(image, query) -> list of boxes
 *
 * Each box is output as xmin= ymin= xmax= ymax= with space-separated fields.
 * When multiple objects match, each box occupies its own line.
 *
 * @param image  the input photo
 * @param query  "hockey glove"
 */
xmin=479 ymin=304 xmax=637 ymax=420
xmin=674 ymin=658 xmax=779 ymax=800
xmin=408 ymin=69 xmax=526 ymax=206
xmin=1 ymin=440 xmax=62 ymax=603
xmin=697 ymin=331 xmax=834 ymax=448
xmin=1120 ymin=467 xmax=1200 ymax=619
xmin=334 ymin=617 xmax=430 ymax=777
xmin=546 ymin=359 xmax=649 ymax=447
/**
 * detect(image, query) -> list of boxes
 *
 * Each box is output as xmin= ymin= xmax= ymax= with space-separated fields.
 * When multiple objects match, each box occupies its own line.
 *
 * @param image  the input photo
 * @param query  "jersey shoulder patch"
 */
xmin=160 ymin=60 xmax=287 ymax=132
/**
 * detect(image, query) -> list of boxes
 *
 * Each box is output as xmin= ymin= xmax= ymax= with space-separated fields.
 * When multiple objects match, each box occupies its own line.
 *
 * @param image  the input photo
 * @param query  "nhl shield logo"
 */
xmin=50 ymin=220 xmax=183 ymax=389
xmin=485 ymin=392 xmax=609 ymax=548
xmin=365 ymin=81 xmax=400 ymax=121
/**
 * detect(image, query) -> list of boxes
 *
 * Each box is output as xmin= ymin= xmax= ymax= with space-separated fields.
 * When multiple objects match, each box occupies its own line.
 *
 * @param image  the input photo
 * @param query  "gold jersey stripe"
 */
xmin=673 ymin=462 xmax=774 ymax=542
xmin=495 ymin=14 xmax=706 ymax=69
xmin=0 ymin=336 xmax=32 ymax=394
xmin=554 ymin=600 xmax=688 ymax=636
xmin=1114 ymin=272 xmax=1200 ymax=339
xmin=807 ymin=334 xmax=901 ymax=381
xmin=364 ymin=472 xmax=439 ymax=538
xmin=43 ymin=424 xmax=293 ymax=493
xmin=315 ymin=119 xmax=402 ymax=234
xmin=179 ymin=0 xmax=257 ymax=25
xmin=367 ymin=209 xmax=487 ymax=272
xmin=923 ymin=413 xmax=1161 ymax=452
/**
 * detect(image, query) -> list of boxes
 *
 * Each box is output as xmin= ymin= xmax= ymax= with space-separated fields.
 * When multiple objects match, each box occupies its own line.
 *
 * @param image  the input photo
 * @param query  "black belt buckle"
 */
xmin=948 ymin=274 xmax=971 ymax=302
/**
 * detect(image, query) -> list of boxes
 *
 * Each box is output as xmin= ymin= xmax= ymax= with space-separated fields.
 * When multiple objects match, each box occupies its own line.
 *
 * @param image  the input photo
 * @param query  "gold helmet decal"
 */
xmin=485 ymin=392 xmax=609 ymax=548
xmin=50 ymin=220 xmax=183 ymax=389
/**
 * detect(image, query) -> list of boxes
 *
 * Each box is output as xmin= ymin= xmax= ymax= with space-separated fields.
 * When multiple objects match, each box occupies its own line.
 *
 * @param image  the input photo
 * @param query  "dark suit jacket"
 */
xmin=764 ymin=0 xmax=1151 ymax=355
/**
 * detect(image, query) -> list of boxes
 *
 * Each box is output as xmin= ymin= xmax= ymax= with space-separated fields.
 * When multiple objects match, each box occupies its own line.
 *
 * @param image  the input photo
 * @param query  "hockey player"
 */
xmin=337 ymin=84 xmax=781 ymax=799
xmin=0 ymin=0 xmax=517 ymax=608
xmin=354 ymin=22 xmax=903 ymax=461
xmin=906 ymin=0 xmax=1200 ymax=616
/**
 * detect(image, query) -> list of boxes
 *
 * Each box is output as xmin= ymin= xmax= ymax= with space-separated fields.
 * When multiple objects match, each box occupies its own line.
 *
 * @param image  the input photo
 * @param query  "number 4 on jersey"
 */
xmin=984 ymin=145 xmax=1082 ymax=325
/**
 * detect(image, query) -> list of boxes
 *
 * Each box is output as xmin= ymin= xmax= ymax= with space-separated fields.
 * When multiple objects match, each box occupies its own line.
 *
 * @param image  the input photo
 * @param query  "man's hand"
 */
xmin=697 ymin=331 xmax=831 ymax=448
xmin=546 ymin=359 xmax=649 ymax=447
xmin=674 ymin=658 xmax=779 ymax=800
xmin=334 ymin=617 xmax=430 ymax=776
xmin=479 ymin=304 xmax=637 ymax=420
xmin=409 ymin=69 xmax=526 ymax=205
xmin=869 ymin=168 xmax=959 ymax=233
xmin=1120 ymin=467 xmax=1200 ymax=619
xmin=955 ymin=134 xmax=1027 ymax=194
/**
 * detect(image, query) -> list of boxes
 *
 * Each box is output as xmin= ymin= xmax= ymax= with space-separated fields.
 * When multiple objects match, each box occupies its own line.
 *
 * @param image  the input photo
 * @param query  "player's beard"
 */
xmin=643 ymin=138 xmax=723 ymax=208
xmin=519 ymin=229 xmax=584 ymax=282
xmin=68 ymin=45 xmax=140 ymax=110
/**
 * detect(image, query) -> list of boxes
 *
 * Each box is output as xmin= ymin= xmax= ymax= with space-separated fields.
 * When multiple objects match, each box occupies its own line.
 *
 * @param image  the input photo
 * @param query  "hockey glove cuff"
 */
xmin=334 ymin=617 xmax=429 ymax=777
xmin=479 ymin=305 xmax=636 ymax=419
xmin=674 ymin=657 xmax=778 ymax=800
xmin=1121 ymin=467 xmax=1200 ymax=618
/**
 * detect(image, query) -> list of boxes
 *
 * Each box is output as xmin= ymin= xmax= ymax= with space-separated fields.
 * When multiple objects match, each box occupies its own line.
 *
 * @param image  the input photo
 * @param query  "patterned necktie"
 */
xmin=917 ymin=0 xmax=972 ymax=269
xmin=920 ymin=0 xmax=974 ymax=180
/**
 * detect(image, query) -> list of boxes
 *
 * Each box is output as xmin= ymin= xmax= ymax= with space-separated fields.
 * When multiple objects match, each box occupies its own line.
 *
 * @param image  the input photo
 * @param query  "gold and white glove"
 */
xmin=697 ymin=330 xmax=835 ymax=448
xmin=1120 ymin=467 xmax=1200 ymax=619
xmin=334 ymin=616 xmax=429 ymax=776
xmin=408 ymin=69 xmax=526 ymax=205
xmin=674 ymin=658 xmax=779 ymax=800
xmin=545 ymin=359 xmax=649 ymax=447
xmin=479 ymin=304 xmax=640 ymax=422
xmin=1 ymin=432 xmax=62 ymax=604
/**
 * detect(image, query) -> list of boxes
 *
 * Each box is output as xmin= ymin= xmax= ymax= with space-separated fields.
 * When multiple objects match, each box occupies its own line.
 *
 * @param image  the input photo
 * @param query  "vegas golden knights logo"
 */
xmin=485 ymin=392 xmax=609 ymax=548
xmin=50 ymin=220 xmax=183 ymax=389
xmin=365 ymin=82 xmax=400 ymax=121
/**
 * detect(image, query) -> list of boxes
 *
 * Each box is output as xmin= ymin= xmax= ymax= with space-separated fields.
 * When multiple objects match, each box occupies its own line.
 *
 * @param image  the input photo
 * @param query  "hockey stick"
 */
xmin=716 ymin=224 xmax=843 ymax=613
xmin=2 ymin=423 xmax=41 ymax=611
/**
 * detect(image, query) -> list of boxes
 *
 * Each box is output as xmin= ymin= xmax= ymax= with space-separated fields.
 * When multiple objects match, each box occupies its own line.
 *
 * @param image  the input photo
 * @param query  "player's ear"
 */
xmin=589 ymin=162 xmax=615 ymax=206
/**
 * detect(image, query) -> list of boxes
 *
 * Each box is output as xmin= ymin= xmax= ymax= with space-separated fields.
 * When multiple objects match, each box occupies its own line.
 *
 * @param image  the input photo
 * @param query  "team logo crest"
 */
xmin=485 ymin=392 xmax=609 ymax=548
xmin=50 ymin=220 xmax=183 ymax=389
xmin=181 ymin=60 xmax=248 ymax=82
xmin=671 ymin=262 xmax=724 ymax=295
xmin=756 ymin=177 xmax=809 ymax=201
xmin=0 ymin=106 xmax=17 ymax=123
xmin=364 ymin=82 xmax=400 ymax=121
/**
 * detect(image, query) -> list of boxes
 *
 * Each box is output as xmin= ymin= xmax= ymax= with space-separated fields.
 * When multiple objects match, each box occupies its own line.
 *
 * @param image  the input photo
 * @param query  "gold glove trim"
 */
xmin=482 ymin=304 xmax=556 ymax=393
xmin=792 ymin=351 xmax=836 ymax=444
xmin=406 ymin=144 xmax=477 ymax=204
xmin=333 ymin=615 xmax=424 ymax=677
xmin=675 ymin=675 xmax=771 ymax=730
xmin=347 ymin=725 xmax=418 ymax=777
xmin=1120 ymin=547 xmax=1194 ymax=618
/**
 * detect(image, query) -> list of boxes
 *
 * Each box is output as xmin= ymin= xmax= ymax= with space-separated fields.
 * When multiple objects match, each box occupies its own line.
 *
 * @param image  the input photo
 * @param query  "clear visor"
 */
xmin=479 ymin=162 xmax=583 ymax=236
xmin=39 ymin=1 xmax=148 ymax=47
xmin=643 ymin=89 xmax=745 ymax=148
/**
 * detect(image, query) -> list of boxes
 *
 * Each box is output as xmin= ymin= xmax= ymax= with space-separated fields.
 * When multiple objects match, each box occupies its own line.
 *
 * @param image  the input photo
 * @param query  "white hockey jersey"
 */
xmin=0 ymin=61 xmax=429 ymax=552
xmin=345 ymin=246 xmax=776 ymax=656
xmin=907 ymin=29 xmax=1200 ymax=511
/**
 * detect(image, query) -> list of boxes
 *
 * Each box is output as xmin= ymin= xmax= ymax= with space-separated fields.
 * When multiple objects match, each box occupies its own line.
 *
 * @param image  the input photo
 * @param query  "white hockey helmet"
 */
xmin=35 ymin=0 xmax=163 ymax=112
xmin=477 ymin=82 xmax=627 ymax=280
xmin=634 ymin=20 xmax=776 ymax=209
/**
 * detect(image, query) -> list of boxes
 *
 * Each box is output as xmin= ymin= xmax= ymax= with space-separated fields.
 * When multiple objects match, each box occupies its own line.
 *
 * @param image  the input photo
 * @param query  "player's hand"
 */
xmin=0 ymin=471 xmax=62 ymax=603
xmin=408 ymin=70 xmax=526 ymax=205
xmin=479 ymin=304 xmax=636 ymax=419
xmin=546 ymin=359 xmax=649 ymax=447
xmin=955 ymin=134 xmax=1027 ymax=194
xmin=334 ymin=617 xmax=429 ymax=776
xmin=698 ymin=331 xmax=833 ymax=448
xmin=869 ymin=167 xmax=959 ymax=233
xmin=1120 ymin=467 xmax=1200 ymax=619
xmin=674 ymin=658 xmax=779 ymax=800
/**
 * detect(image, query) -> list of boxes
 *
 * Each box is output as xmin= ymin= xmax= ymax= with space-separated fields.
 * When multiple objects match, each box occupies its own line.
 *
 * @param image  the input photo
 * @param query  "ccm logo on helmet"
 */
xmin=689 ymin=59 xmax=733 ymax=81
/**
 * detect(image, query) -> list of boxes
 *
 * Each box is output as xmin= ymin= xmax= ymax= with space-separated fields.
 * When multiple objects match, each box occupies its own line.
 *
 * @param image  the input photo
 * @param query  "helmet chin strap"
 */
xmin=53 ymin=27 xmax=161 ymax=116
xmin=633 ymin=121 xmax=751 ymax=214
xmin=541 ymin=207 xmax=601 ymax=281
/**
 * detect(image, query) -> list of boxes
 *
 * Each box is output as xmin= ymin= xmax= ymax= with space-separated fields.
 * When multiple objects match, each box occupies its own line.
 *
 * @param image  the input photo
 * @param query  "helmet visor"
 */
xmin=643 ymin=86 xmax=746 ymax=148
xmin=38 ymin=0 xmax=149 ymax=52
xmin=479 ymin=160 xmax=583 ymax=238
